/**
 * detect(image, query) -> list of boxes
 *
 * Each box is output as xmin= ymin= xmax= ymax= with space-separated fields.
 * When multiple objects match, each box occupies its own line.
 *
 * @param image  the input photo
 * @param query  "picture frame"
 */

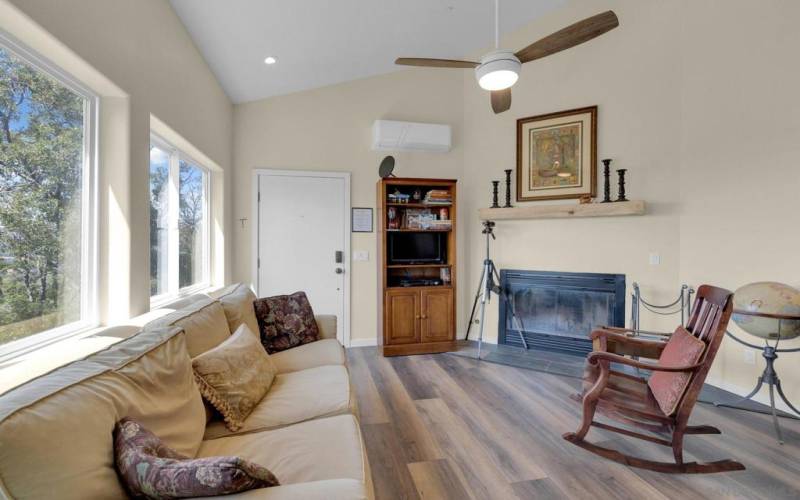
xmin=351 ymin=207 xmax=373 ymax=232
xmin=516 ymin=106 xmax=597 ymax=202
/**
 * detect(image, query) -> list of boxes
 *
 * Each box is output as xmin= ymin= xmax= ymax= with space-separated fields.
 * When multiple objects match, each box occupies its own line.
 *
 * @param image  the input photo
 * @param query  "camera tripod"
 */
xmin=465 ymin=220 xmax=528 ymax=359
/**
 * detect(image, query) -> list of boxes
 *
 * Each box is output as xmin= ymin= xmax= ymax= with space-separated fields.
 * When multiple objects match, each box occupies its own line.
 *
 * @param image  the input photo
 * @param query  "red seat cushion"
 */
xmin=648 ymin=326 xmax=706 ymax=416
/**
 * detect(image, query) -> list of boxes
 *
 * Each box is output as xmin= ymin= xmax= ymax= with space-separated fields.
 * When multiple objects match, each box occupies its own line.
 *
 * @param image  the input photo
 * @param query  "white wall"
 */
xmin=3 ymin=0 xmax=234 ymax=321
xmin=232 ymin=0 xmax=800 ymax=407
xmin=461 ymin=0 xmax=800 ymax=407
xmin=233 ymin=69 xmax=465 ymax=343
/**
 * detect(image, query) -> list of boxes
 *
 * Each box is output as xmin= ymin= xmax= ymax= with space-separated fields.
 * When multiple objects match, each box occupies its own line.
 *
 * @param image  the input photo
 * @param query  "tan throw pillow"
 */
xmin=217 ymin=283 xmax=261 ymax=340
xmin=192 ymin=324 xmax=277 ymax=431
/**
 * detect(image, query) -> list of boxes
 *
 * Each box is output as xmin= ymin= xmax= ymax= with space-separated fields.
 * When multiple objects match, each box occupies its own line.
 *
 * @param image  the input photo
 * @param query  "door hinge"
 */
xmin=257 ymin=191 xmax=261 ymax=203
xmin=257 ymin=257 xmax=260 ymax=268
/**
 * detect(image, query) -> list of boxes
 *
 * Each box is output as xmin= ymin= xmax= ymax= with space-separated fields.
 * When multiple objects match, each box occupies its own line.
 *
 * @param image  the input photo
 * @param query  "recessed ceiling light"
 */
xmin=264 ymin=56 xmax=277 ymax=65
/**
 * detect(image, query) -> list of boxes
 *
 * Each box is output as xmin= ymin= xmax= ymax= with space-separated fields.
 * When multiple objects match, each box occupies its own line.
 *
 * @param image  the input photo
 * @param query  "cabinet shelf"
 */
xmin=387 ymin=263 xmax=451 ymax=269
xmin=386 ymin=228 xmax=451 ymax=233
xmin=386 ymin=202 xmax=452 ymax=208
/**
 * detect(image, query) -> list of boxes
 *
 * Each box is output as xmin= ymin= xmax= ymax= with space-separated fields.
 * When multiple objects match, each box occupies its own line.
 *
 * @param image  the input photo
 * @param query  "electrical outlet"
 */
xmin=743 ymin=350 xmax=756 ymax=365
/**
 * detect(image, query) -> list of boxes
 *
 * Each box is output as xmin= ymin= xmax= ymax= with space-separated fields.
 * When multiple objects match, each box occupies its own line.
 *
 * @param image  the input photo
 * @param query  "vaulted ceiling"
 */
xmin=170 ymin=0 xmax=565 ymax=103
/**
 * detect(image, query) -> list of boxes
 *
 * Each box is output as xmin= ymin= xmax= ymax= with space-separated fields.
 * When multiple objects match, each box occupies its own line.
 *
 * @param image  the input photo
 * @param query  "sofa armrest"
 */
xmin=315 ymin=314 xmax=338 ymax=340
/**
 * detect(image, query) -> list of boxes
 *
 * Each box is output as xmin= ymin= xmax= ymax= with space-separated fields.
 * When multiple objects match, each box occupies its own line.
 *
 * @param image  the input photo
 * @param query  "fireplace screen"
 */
xmin=499 ymin=270 xmax=625 ymax=356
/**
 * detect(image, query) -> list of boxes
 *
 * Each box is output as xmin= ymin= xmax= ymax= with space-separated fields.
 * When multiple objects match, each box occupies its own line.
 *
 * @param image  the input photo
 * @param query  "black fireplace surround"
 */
xmin=498 ymin=270 xmax=626 ymax=356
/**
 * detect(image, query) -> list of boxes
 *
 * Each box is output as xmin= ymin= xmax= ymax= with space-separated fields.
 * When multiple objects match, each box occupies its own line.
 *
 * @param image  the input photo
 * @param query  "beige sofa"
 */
xmin=0 ymin=283 xmax=372 ymax=499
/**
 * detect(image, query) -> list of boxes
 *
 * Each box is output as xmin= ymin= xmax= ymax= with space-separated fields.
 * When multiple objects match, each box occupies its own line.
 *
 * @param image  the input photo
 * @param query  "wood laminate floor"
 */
xmin=346 ymin=347 xmax=800 ymax=500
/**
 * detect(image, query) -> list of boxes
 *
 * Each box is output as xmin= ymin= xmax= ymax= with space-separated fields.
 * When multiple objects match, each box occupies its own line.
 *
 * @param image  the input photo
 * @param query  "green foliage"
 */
xmin=0 ymin=47 xmax=84 ymax=344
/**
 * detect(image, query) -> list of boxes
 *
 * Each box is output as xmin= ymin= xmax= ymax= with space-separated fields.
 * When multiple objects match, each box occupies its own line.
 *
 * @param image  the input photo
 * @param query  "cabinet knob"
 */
xmin=415 ymin=315 xmax=421 ymax=319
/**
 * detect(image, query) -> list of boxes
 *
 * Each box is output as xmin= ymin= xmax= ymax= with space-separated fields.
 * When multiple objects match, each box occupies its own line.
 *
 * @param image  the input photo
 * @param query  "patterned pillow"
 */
xmin=648 ymin=326 xmax=707 ymax=416
xmin=114 ymin=417 xmax=278 ymax=499
xmin=192 ymin=324 xmax=277 ymax=431
xmin=254 ymin=291 xmax=320 ymax=353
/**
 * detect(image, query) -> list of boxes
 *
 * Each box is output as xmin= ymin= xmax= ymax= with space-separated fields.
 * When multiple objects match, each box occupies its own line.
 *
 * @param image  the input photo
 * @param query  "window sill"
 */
xmin=149 ymin=283 xmax=223 ymax=310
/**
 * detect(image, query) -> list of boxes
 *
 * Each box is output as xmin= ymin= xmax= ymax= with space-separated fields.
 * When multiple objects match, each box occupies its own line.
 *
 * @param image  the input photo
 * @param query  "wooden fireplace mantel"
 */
xmin=478 ymin=200 xmax=646 ymax=221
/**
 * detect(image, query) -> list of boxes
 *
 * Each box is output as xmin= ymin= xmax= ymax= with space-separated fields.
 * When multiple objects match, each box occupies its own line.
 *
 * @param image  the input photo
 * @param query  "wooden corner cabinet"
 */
xmin=377 ymin=178 xmax=457 ymax=356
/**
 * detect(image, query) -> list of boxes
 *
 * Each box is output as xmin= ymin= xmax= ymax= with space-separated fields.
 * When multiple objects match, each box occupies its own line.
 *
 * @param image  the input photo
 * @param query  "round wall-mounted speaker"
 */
xmin=378 ymin=156 xmax=395 ymax=178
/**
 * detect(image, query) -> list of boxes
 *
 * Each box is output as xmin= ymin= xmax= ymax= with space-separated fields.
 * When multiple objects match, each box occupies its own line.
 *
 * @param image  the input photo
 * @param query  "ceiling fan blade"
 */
xmin=515 ymin=11 xmax=619 ymax=64
xmin=395 ymin=58 xmax=479 ymax=69
xmin=491 ymin=88 xmax=512 ymax=114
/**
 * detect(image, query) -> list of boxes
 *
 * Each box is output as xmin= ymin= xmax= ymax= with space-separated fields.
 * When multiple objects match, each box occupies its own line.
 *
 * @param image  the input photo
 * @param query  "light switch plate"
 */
xmin=649 ymin=253 xmax=661 ymax=265
xmin=744 ymin=350 xmax=756 ymax=365
xmin=353 ymin=250 xmax=369 ymax=262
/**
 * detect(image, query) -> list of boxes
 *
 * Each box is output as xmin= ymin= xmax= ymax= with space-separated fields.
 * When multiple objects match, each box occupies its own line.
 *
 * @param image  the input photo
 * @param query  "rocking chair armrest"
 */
xmin=587 ymin=351 xmax=702 ymax=373
xmin=591 ymin=329 xmax=668 ymax=359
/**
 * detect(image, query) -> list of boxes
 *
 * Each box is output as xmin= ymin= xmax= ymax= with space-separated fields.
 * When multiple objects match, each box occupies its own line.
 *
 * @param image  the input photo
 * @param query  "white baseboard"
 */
xmin=348 ymin=338 xmax=377 ymax=348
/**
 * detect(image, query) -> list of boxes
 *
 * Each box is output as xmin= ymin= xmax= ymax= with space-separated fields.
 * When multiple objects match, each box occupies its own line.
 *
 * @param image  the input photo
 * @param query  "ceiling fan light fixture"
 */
xmin=475 ymin=50 xmax=521 ymax=91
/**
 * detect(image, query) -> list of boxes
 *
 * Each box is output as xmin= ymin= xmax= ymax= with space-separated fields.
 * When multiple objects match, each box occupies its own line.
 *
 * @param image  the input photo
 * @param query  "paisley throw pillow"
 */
xmin=254 ymin=291 xmax=320 ymax=353
xmin=192 ymin=324 xmax=277 ymax=431
xmin=113 ymin=417 xmax=278 ymax=499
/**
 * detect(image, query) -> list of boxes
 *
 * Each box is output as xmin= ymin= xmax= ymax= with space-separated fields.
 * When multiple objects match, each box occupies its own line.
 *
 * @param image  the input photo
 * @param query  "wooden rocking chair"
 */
xmin=563 ymin=285 xmax=746 ymax=473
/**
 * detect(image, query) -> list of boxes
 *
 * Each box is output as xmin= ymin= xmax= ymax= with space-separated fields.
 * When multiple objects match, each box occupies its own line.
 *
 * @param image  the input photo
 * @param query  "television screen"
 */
xmin=388 ymin=233 xmax=444 ymax=264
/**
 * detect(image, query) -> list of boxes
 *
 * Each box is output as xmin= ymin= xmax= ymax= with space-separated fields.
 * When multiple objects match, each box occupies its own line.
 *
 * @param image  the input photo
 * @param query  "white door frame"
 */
xmin=251 ymin=168 xmax=352 ymax=347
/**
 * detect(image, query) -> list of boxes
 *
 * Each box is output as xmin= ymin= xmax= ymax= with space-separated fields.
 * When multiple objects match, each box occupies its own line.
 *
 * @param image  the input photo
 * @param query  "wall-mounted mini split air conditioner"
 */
xmin=371 ymin=120 xmax=451 ymax=153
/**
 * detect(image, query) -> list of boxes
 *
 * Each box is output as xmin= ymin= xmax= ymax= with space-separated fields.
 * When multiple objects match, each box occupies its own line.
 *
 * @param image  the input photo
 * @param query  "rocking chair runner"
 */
xmin=563 ymin=285 xmax=746 ymax=474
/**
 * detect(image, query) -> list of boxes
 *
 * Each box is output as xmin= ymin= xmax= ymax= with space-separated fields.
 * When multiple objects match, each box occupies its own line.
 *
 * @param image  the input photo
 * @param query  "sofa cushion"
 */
xmin=216 ymin=283 xmax=261 ymax=340
xmin=115 ymin=417 xmax=279 ymax=498
xmin=198 ymin=479 xmax=370 ymax=500
xmin=203 ymin=365 xmax=354 ymax=440
xmin=198 ymin=415 xmax=368 ymax=487
xmin=269 ymin=338 xmax=346 ymax=374
xmin=193 ymin=325 xmax=277 ymax=431
xmin=146 ymin=297 xmax=231 ymax=358
xmin=254 ymin=292 xmax=319 ymax=353
xmin=0 ymin=327 xmax=206 ymax=500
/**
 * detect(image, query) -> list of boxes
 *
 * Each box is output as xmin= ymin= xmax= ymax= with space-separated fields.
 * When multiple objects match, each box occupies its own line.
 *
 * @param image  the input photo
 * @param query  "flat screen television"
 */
xmin=388 ymin=232 xmax=445 ymax=264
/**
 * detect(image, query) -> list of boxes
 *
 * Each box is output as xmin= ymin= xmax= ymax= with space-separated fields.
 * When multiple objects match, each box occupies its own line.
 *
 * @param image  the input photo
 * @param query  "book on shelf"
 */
xmin=423 ymin=189 xmax=452 ymax=205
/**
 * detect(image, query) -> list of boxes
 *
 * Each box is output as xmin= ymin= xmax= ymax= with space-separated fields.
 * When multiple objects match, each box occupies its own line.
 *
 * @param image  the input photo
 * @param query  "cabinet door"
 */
xmin=385 ymin=289 xmax=420 ymax=345
xmin=421 ymin=288 xmax=454 ymax=343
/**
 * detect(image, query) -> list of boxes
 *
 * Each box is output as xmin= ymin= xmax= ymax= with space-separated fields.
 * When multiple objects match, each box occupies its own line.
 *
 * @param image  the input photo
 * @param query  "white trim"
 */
xmin=0 ymin=30 xmax=99 ymax=361
xmin=348 ymin=338 xmax=377 ymax=348
xmin=252 ymin=169 xmax=352 ymax=347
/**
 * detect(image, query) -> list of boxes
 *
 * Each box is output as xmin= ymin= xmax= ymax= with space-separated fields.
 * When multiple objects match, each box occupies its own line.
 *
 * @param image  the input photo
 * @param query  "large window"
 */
xmin=0 ymin=37 xmax=97 ymax=351
xmin=149 ymin=136 xmax=209 ymax=304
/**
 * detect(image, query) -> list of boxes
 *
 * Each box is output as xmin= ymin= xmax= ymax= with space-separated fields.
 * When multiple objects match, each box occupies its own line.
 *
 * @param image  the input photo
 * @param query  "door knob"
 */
xmin=335 ymin=267 xmax=344 ymax=274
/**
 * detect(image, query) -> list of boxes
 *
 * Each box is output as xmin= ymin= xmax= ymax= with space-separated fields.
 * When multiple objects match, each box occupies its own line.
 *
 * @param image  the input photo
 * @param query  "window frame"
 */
xmin=0 ymin=30 xmax=99 ymax=361
xmin=149 ymin=133 xmax=211 ymax=308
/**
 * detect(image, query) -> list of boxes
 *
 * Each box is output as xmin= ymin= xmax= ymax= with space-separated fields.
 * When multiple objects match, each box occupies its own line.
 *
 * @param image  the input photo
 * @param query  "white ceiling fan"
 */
xmin=395 ymin=1 xmax=619 ymax=114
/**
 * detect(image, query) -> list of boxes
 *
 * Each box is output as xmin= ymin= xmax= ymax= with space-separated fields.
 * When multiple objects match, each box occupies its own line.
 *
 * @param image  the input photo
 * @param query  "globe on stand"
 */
xmin=714 ymin=281 xmax=800 ymax=444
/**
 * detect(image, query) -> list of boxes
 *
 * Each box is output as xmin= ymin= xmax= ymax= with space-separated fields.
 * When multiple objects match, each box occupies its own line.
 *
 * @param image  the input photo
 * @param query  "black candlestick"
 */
xmin=491 ymin=181 xmax=500 ymax=208
xmin=616 ymin=169 xmax=628 ymax=202
xmin=503 ymin=169 xmax=513 ymax=208
xmin=601 ymin=159 xmax=612 ymax=203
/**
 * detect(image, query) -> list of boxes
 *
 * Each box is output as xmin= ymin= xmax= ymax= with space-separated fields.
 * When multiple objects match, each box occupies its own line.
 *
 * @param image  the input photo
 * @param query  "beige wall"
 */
xmin=678 ymin=0 xmax=800 ymax=404
xmin=233 ymin=0 xmax=800 ymax=407
xmin=233 ymin=69 xmax=465 ymax=343
xmin=3 ymin=0 xmax=233 ymax=321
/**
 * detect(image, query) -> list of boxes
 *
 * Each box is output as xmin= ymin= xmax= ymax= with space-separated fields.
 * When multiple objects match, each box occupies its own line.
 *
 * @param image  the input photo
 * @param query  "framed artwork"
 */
xmin=516 ymin=106 xmax=597 ymax=202
xmin=351 ymin=207 xmax=373 ymax=232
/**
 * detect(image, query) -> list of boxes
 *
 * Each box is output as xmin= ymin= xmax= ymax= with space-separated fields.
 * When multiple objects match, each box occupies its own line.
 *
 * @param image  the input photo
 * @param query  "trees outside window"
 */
xmin=0 ymin=41 xmax=96 ymax=349
xmin=149 ymin=137 xmax=209 ymax=303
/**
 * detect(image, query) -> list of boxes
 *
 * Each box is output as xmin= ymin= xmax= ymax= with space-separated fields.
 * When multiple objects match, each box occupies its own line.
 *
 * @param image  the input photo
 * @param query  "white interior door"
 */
xmin=255 ymin=170 xmax=349 ymax=344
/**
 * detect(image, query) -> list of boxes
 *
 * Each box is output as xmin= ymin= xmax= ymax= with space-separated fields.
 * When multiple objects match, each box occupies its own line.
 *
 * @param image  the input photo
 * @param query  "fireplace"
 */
xmin=498 ymin=270 xmax=626 ymax=356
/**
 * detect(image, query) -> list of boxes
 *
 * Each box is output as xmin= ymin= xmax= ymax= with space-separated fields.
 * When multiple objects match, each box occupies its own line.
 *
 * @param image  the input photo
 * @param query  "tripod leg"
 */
xmin=464 ymin=267 xmax=486 ymax=341
xmin=505 ymin=293 xmax=528 ymax=350
xmin=768 ymin=383 xmax=784 ymax=444
xmin=775 ymin=379 xmax=800 ymax=417
xmin=476 ymin=265 xmax=490 ymax=360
